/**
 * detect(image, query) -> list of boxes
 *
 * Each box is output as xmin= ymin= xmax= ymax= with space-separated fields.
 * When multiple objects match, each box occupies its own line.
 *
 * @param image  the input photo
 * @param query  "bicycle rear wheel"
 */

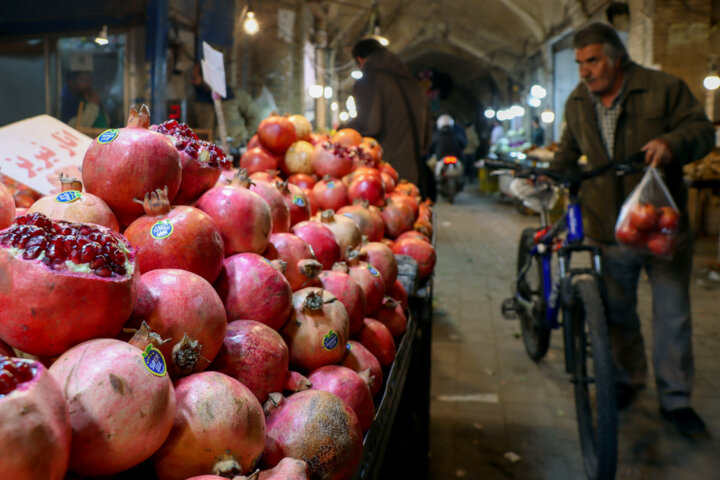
xmin=516 ymin=227 xmax=551 ymax=361
xmin=566 ymin=274 xmax=617 ymax=480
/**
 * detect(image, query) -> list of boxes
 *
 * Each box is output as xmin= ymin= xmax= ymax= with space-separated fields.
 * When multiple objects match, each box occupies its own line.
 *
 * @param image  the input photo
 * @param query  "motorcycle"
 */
xmin=435 ymin=155 xmax=464 ymax=203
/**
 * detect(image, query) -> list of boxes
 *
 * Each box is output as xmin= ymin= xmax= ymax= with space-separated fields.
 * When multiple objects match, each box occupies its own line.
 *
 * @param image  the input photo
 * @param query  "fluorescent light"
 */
xmin=377 ymin=36 xmax=389 ymax=46
xmin=339 ymin=112 xmax=349 ymax=122
xmin=244 ymin=12 xmax=259 ymax=35
xmin=331 ymin=101 xmax=338 ymax=111
xmin=346 ymin=96 xmax=356 ymax=111
xmin=530 ymin=85 xmax=547 ymax=99
xmin=323 ymin=86 xmax=333 ymax=99
xmin=496 ymin=109 xmax=511 ymax=121
xmin=309 ymin=85 xmax=323 ymax=98
xmin=509 ymin=105 xmax=525 ymax=117
xmin=349 ymin=110 xmax=357 ymax=118
xmin=527 ymin=97 xmax=541 ymax=108
xmin=703 ymin=74 xmax=720 ymax=90
xmin=541 ymin=110 xmax=555 ymax=123
xmin=351 ymin=70 xmax=363 ymax=79
xmin=484 ymin=109 xmax=495 ymax=119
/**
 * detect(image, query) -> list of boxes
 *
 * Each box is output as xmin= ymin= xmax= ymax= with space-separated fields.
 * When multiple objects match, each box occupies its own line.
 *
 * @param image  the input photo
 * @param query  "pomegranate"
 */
xmin=257 ymin=115 xmax=297 ymax=156
xmin=312 ymin=177 xmax=350 ymax=211
xmin=359 ymin=241 xmax=398 ymax=289
xmin=304 ymin=187 xmax=320 ymax=216
xmin=123 ymin=187 xmax=225 ymax=284
xmin=315 ymin=209 xmax=361 ymax=260
xmin=357 ymin=318 xmax=396 ymax=367
xmin=290 ymin=220 xmax=340 ymax=270
xmin=629 ymin=202 xmax=658 ymax=231
xmin=152 ymin=120 xmax=231 ymax=204
xmin=381 ymin=237 xmax=395 ymax=249
xmin=396 ymin=230 xmax=431 ymax=243
xmin=284 ymin=370 xmax=312 ymax=392
xmin=0 ymin=213 xmax=137 ymax=356
xmin=280 ymin=288 xmax=350 ymax=371
xmin=318 ymin=262 xmax=367 ymax=336
xmin=657 ymin=206 xmax=680 ymax=232
xmin=647 ymin=231 xmax=675 ymax=256
xmin=276 ymin=181 xmax=311 ymax=226
xmin=288 ymin=173 xmax=317 ymax=189
xmin=387 ymin=279 xmax=409 ymax=311
xmin=196 ymin=170 xmax=272 ymax=256
xmin=309 ymin=132 xmax=329 ymax=146
xmin=380 ymin=172 xmax=396 ymax=194
xmin=250 ymin=169 xmax=283 ymax=184
xmin=126 ymin=269 xmax=227 ymax=378
xmin=337 ymin=203 xmax=385 ymax=242
xmin=0 ymin=181 xmax=14 ymax=229
xmin=288 ymin=114 xmax=312 ymax=141
xmin=214 ymin=253 xmax=293 ymax=330
xmin=376 ymin=297 xmax=407 ymax=338
xmin=341 ymin=340 xmax=383 ymax=396
xmin=241 ymin=147 xmax=279 ymax=175
xmin=331 ymin=128 xmax=362 ymax=147
xmin=307 ymin=365 xmax=375 ymax=431
xmin=346 ymin=251 xmax=385 ymax=315
xmin=415 ymin=218 xmax=433 ymax=238
xmin=152 ymin=371 xmax=266 ymax=480
xmin=387 ymin=191 xmax=419 ymax=218
xmin=250 ymin=179 xmax=291 ymax=234
xmin=359 ymin=137 xmax=382 ymax=166
xmin=0 ymin=338 xmax=13 ymax=356
xmin=0 ymin=355 xmax=71 ymax=480
xmin=13 ymin=187 xmax=41 ymax=209
xmin=216 ymin=167 xmax=238 ymax=187
xmin=348 ymin=173 xmax=385 ymax=207
xmin=394 ymin=180 xmax=420 ymax=198
xmin=262 ymin=390 xmax=363 ymax=479
xmin=188 ymin=458 xmax=310 ymax=480
xmin=264 ymin=233 xmax=322 ymax=290
xmin=82 ymin=105 xmax=182 ymax=227
xmin=311 ymin=142 xmax=355 ymax=179
xmin=380 ymin=198 xmax=415 ymax=238
xmin=285 ymin=140 xmax=315 ymax=174
xmin=392 ymin=237 xmax=436 ymax=280
xmin=248 ymin=134 xmax=261 ymax=149
xmin=49 ymin=338 xmax=175 ymax=476
xmin=28 ymin=174 xmax=119 ymax=231
xmin=378 ymin=162 xmax=399 ymax=182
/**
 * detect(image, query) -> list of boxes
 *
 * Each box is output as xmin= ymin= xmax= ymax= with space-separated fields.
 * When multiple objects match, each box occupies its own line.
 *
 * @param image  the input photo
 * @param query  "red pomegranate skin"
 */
xmin=315 ymin=210 xmax=361 ymax=261
xmin=357 ymin=318 xmax=396 ymax=367
xmin=251 ymin=180 xmax=291 ymax=234
xmin=241 ymin=147 xmax=279 ymax=175
xmin=278 ymin=181 xmax=312 ymax=227
xmin=341 ymin=340 xmax=383 ymax=396
xmin=196 ymin=183 xmax=272 ymax=256
xmin=186 ymin=458 xmax=310 ymax=480
xmin=396 ymin=230 xmax=430 ymax=243
xmin=0 ymin=357 xmax=71 ymax=480
xmin=337 ymin=204 xmax=384 ymax=242
xmin=318 ymin=267 xmax=367 ymax=336
xmin=376 ymin=297 xmax=407 ymax=339
xmin=291 ymin=221 xmax=340 ymax=270
xmin=152 ymin=371 xmax=266 ymax=480
xmin=312 ymin=178 xmax=349 ymax=212
xmin=264 ymin=233 xmax=321 ymax=291
xmin=0 ymin=338 xmax=14 ymax=356
xmin=262 ymin=390 xmax=362 ymax=480
xmin=281 ymin=288 xmax=350 ymax=372
xmin=214 ymin=253 xmax=293 ymax=330
xmin=173 ymin=149 xmax=223 ymax=205
xmin=28 ymin=190 xmax=119 ymax=232
xmin=49 ymin=339 xmax=176 ymax=477
xmin=258 ymin=116 xmax=297 ymax=156
xmin=348 ymin=175 xmax=385 ymax=207
xmin=387 ymin=279 xmax=409 ymax=311
xmin=380 ymin=199 xmax=415 ymax=238
xmin=0 ymin=182 xmax=14 ymax=229
xmin=311 ymin=143 xmax=355 ymax=179
xmin=126 ymin=269 xmax=227 ymax=378
xmin=360 ymin=241 xmax=398 ymax=289
xmin=211 ymin=319 xmax=289 ymax=403
xmin=307 ymin=365 xmax=375 ymax=432
xmin=348 ymin=259 xmax=385 ymax=316
xmin=82 ymin=107 xmax=182 ymax=228
xmin=123 ymin=202 xmax=225 ymax=284
xmin=0 ymin=225 xmax=138 ymax=357
xmin=392 ymin=237 xmax=436 ymax=280
xmin=288 ymin=173 xmax=317 ymax=189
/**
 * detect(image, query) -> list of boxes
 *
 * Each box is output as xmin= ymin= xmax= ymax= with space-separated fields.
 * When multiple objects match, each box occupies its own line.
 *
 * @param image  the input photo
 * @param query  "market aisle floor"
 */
xmin=427 ymin=184 xmax=720 ymax=480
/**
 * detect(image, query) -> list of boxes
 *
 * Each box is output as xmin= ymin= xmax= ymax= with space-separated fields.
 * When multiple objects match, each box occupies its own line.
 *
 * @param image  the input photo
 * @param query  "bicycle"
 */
xmin=489 ymin=156 xmax=642 ymax=480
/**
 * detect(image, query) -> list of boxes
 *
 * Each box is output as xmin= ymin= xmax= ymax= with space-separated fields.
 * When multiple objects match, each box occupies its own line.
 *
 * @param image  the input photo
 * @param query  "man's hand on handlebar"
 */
xmin=641 ymin=138 xmax=672 ymax=168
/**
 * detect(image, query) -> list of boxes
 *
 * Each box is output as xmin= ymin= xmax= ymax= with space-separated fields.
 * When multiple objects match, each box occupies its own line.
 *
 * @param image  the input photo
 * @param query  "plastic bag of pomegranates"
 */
xmin=614 ymin=167 xmax=680 ymax=257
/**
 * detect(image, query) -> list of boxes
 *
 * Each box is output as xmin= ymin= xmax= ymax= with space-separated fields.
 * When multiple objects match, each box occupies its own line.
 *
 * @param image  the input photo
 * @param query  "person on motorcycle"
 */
xmin=431 ymin=114 xmax=466 ymax=178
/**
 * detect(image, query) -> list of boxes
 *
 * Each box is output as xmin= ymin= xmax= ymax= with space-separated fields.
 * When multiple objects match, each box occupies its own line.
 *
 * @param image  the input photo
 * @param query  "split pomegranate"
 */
xmin=211 ymin=319 xmax=289 ymax=403
xmin=280 ymin=288 xmax=350 ymax=372
xmin=380 ymin=198 xmax=415 ymax=238
xmin=290 ymin=220 xmax=340 ymax=270
xmin=312 ymin=177 xmax=350 ymax=211
xmin=0 ymin=181 xmax=14 ymax=229
xmin=285 ymin=140 xmax=315 ymax=175
xmin=262 ymin=390 xmax=363 ymax=479
xmin=331 ymin=128 xmax=363 ymax=147
xmin=152 ymin=120 xmax=230 ymax=204
xmin=28 ymin=174 xmax=119 ymax=231
xmin=0 ymin=213 xmax=137 ymax=356
xmin=152 ymin=371 xmax=266 ymax=480
xmin=357 ymin=318 xmax=396 ymax=367
xmin=358 ymin=137 xmax=383 ymax=166
xmin=348 ymin=173 xmax=385 ymax=207
xmin=314 ymin=209 xmax=362 ymax=260
xmin=49 ymin=338 xmax=176 ymax=476
xmin=308 ymin=365 xmax=375 ymax=432
xmin=318 ymin=262 xmax=367 ymax=336
xmin=126 ymin=269 xmax=227 ymax=378
xmin=392 ymin=237 xmax=436 ymax=280
xmin=311 ymin=142 xmax=356 ymax=179
xmin=257 ymin=115 xmax=297 ymax=156
xmin=376 ymin=296 xmax=407 ymax=338
xmin=250 ymin=179 xmax=291 ymax=234
xmin=123 ymin=187 xmax=225 ymax=284
xmin=341 ymin=340 xmax=383 ymax=396
xmin=214 ymin=253 xmax=293 ymax=330
xmin=277 ymin=180 xmax=312 ymax=226
xmin=337 ymin=203 xmax=385 ymax=242
xmin=263 ymin=233 xmax=322 ymax=290
xmin=288 ymin=173 xmax=317 ymax=189
xmin=241 ymin=147 xmax=279 ymax=175
xmin=359 ymin=241 xmax=398 ymax=289
xmin=0 ymin=355 xmax=71 ymax=480
xmin=347 ymin=251 xmax=385 ymax=315
xmin=82 ymin=105 xmax=182 ymax=227
xmin=196 ymin=170 xmax=272 ymax=256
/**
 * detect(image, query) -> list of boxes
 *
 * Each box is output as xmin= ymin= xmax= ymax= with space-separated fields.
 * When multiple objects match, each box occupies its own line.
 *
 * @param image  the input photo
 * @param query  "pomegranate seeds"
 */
xmin=153 ymin=120 xmax=231 ymax=168
xmin=0 ymin=356 xmax=36 ymax=396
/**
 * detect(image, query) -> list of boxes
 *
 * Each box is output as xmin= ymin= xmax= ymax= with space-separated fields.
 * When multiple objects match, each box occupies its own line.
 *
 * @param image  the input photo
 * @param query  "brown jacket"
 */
xmin=344 ymin=50 xmax=431 ymax=186
xmin=554 ymin=62 xmax=715 ymax=243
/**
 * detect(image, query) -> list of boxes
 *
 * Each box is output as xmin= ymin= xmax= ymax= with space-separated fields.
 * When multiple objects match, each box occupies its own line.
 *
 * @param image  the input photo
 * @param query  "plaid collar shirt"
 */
xmin=590 ymin=84 xmax=625 ymax=160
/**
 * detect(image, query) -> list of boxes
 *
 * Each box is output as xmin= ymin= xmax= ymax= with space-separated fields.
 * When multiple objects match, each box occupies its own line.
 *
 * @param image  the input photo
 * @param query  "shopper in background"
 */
xmin=343 ymin=37 xmax=433 ymax=199
xmin=553 ymin=22 xmax=714 ymax=436
xmin=489 ymin=119 xmax=504 ymax=150
xmin=60 ymin=70 xmax=109 ymax=129
xmin=531 ymin=116 xmax=545 ymax=147
xmin=191 ymin=63 xmax=261 ymax=147
xmin=463 ymin=121 xmax=480 ymax=183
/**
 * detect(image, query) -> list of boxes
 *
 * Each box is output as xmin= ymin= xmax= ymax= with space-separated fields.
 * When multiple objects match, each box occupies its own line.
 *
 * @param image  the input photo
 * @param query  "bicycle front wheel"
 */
xmin=516 ymin=227 xmax=551 ymax=361
xmin=566 ymin=274 xmax=617 ymax=480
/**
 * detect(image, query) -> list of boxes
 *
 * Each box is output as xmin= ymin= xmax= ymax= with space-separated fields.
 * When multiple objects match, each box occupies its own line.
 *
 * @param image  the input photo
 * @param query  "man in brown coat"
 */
xmin=344 ymin=38 xmax=433 ymax=198
xmin=554 ymin=22 xmax=714 ymax=435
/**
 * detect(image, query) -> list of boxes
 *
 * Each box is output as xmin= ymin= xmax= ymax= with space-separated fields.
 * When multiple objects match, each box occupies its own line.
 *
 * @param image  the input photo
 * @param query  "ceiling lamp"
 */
xmin=351 ymin=70 xmax=363 ymax=79
xmin=530 ymin=84 xmax=547 ymax=99
xmin=541 ymin=110 xmax=555 ymax=123
xmin=527 ymin=96 xmax=541 ymax=108
xmin=309 ymin=84 xmax=323 ymax=98
xmin=484 ymin=109 xmax=496 ymax=119
xmin=243 ymin=7 xmax=259 ymax=35
xmin=703 ymin=70 xmax=720 ymax=90
xmin=94 ymin=25 xmax=109 ymax=46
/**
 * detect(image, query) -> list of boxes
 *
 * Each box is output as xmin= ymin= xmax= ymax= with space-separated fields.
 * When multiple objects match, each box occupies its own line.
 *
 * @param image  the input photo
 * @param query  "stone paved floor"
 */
xmin=427 ymin=184 xmax=720 ymax=479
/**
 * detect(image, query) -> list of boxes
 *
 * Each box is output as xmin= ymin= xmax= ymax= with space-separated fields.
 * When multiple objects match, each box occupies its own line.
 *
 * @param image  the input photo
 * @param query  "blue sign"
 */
xmin=142 ymin=345 xmax=167 ymax=376
xmin=54 ymin=191 xmax=82 ymax=203
xmin=323 ymin=330 xmax=339 ymax=351
xmin=97 ymin=129 xmax=119 ymax=144
xmin=150 ymin=221 xmax=173 ymax=240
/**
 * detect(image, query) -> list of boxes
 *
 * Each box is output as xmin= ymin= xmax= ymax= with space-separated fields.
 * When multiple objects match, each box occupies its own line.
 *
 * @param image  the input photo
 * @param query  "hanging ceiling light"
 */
xmin=703 ymin=70 xmax=720 ymax=90
xmin=244 ymin=11 xmax=259 ymax=35
xmin=94 ymin=25 xmax=109 ymax=46
xmin=530 ymin=85 xmax=547 ymax=99
xmin=484 ymin=108 xmax=496 ymax=119
xmin=309 ymin=85 xmax=323 ymax=98
xmin=541 ymin=110 xmax=555 ymax=124
xmin=351 ymin=70 xmax=363 ymax=79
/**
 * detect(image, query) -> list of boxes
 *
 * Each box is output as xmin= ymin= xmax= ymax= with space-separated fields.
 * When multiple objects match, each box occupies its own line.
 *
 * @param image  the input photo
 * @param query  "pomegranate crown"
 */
xmin=127 ymin=104 xmax=151 ymax=128
xmin=59 ymin=172 xmax=83 ymax=192
xmin=230 ymin=168 xmax=253 ymax=189
xmin=134 ymin=186 xmax=171 ymax=216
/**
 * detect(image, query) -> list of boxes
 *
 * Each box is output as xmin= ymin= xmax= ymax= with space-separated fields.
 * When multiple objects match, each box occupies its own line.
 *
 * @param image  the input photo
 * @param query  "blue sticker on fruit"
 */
xmin=292 ymin=195 xmax=306 ymax=207
xmin=142 ymin=345 xmax=167 ymax=376
xmin=54 ymin=190 xmax=82 ymax=203
xmin=346 ymin=342 xmax=352 ymax=351
xmin=97 ymin=129 xmax=119 ymax=144
xmin=327 ymin=181 xmax=335 ymax=189
xmin=323 ymin=330 xmax=339 ymax=351
xmin=367 ymin=264 xmax=380 ymax=277
xmin=150 ymin=221 xmax=173 ymax=240
xmin=343 ymin=213 xmax=354 ymax=219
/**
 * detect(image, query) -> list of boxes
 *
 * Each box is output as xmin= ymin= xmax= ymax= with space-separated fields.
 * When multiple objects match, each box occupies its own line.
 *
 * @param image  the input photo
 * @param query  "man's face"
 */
xmin=575 ymin=43 xmax=621 ymax=96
